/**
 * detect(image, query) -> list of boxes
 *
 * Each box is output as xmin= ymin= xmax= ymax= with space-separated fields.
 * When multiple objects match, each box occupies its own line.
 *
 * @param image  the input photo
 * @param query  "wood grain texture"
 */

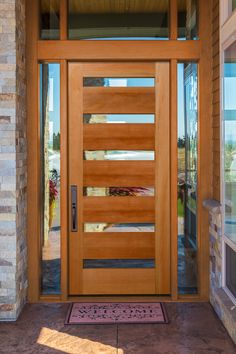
xmin=68 ymin=0 xmax=170 ymax=14
xmin=60 ymin=0 xmax=68 ymax=40
xmin=68 ymin=63 xmax=84 ymax=295
xmin=212 ymin=0 xmax=220 ymax=201
xmin=80 ymin=62 xmax=156 ymax=77
xmin=83 ymin=269 xmax=156 ymax=294
xmin=155 ymin=62 xmax=171 ymax=295
xmin=60 ymin=60 xmax=68 ymax=300
xmin=170 ymin=59 xmax=178 ymax=300
xmin=83 ymin=233 xmax=155 ymax=259
xmin=83 ymin=196 xmax=155 ymax=223
xmin=84 ymin=161 xmax=155 ymax=186
xmin=84 ymin=124 xmax=155 ymax=150
xmin=38 ymin=40 xmax=201 ymax=61
xmin=27 ymin=0 xmax=40 ymax=302
xmin=198 ymin=0 xmax=213 ymax=300
xmin=170 ymin=0 xmax=177 ymax=39
xmin=42 ymin=0 xmax=186 ymax=14
xmin=28 ymin=0 xmax=214 ymax=302
xmin=83 ymin=87 xmax=155 ymax=114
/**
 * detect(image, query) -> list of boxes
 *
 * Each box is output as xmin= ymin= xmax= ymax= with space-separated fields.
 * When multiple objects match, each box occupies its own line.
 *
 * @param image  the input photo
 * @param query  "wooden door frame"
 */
xmin=26 ymin=0 xmax=212 ymax=302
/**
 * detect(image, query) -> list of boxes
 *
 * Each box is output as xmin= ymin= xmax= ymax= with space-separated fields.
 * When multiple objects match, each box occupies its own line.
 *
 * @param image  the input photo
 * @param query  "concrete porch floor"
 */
xmin=0 ymin=303 xmax=235 ymax=353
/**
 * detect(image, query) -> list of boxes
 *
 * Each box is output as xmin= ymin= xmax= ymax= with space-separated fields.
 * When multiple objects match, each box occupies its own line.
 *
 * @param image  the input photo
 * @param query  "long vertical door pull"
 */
xmin=71 ymin=185 xmax=77 ymax=232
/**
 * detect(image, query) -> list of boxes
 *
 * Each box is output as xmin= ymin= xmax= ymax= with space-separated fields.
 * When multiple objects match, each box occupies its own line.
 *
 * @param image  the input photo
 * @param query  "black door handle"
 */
xmin=71 ymin=185 xmax=77 ymax=232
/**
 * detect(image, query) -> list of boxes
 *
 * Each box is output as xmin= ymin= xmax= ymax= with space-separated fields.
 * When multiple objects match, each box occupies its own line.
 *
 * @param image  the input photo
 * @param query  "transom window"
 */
xmin=40 ymin=0 xmax=199 ymax=41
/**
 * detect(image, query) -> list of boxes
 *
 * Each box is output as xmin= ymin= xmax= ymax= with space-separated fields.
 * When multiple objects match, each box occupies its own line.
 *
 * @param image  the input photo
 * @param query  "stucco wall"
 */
xmin=0 ymin=0 xmax=27 ymax=320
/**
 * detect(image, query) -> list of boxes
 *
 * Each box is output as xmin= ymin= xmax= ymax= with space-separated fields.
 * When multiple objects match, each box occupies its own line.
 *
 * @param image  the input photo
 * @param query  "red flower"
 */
xmin=49 ymin=179 xmax=58 ymax=204
xmin=109 ymin=187 xmax=150 ymax=196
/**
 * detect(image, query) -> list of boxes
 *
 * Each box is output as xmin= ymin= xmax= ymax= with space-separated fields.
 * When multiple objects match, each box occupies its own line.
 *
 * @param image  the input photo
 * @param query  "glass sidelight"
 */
xmin=40 ymin=63 xmax=61 ymax=294
xmin=223 ymin=41 xmax=236 ymax=302
xmin=178 ymin=62 xmax=198 ymax=294
xmin=224 ymin=42 xmax=236 ymax=246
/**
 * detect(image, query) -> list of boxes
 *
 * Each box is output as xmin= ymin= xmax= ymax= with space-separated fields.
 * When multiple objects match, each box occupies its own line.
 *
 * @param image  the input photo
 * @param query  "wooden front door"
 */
xmin=68 ymin=62 xmax=170 ymax=295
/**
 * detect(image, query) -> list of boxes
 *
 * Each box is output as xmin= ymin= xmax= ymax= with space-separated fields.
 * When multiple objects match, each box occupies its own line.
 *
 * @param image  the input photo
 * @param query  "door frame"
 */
xmin=26 ymin=0 xmax=212 ymax=302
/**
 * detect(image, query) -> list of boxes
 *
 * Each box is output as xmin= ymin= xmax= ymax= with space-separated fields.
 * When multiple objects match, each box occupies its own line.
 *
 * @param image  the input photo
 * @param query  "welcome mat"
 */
xmin=65 ymin=302 xmax=168 ymax=325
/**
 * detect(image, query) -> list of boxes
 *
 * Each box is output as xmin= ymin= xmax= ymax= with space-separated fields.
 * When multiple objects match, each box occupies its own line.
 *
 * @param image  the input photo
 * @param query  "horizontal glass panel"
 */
xmin=178 ymin=0 xmax=198 ymax=40
xmin=84 ymin=114 xmax=155 ymax=124
xmin=84 ymin=223 xmax=155 ymax=232
xmin=224 ymin=41 xmax=236 ymax=246
xmin=40 ymin=63 xmax=61 ymax=295
xmin=40 ymin=0 xmax=60 ymax=40
xmin=68 ymin=0 xmax=169 ymax=40
xmin=84 ymin=187 xmax=154 ymax=196
xmin=84 ymin=150 xmax=155 ymax=161
xmin=178 ymin=62 xmax=198 ymax=295
xmin=84 ymin=78 xmax=154 ymax=87
xmin=83 ymin=259 xmax=155 ymax=269
xmin=226 ymin=244 xmax=236 ymax=298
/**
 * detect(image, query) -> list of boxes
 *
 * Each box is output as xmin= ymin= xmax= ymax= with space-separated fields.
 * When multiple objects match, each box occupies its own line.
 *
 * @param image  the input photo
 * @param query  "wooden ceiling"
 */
xmin=69 ymin=0 xmax=169 ymax=13
xmin=41 ymin=0 xmax=187 ymax=14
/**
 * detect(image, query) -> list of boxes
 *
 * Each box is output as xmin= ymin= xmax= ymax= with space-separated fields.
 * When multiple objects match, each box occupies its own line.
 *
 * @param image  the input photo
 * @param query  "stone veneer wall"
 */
xmin=0 ymin=0 xmax=27 ymax=320
xmin=203 ymin=200 xmax=236 ymax=344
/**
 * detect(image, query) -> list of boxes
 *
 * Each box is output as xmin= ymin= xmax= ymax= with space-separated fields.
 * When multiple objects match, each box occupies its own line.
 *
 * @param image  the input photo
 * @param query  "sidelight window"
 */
xmin=40 ymin=63 xmax=61 ymax=295
xmin=223 ymin=41 xmax=236 ymax=302
xmin=178 ymin=62 xmax=198 ymax=294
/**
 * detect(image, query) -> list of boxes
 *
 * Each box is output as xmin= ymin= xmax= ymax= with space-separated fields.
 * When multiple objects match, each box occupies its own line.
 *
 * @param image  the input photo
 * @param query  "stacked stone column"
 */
xmin=0 ymin=0 xmax=27 ymax=320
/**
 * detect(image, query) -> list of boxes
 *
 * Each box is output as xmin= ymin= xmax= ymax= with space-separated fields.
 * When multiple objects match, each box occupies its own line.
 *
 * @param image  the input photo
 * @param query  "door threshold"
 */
xmin=38 ymin=294 xmax=207 ymax=303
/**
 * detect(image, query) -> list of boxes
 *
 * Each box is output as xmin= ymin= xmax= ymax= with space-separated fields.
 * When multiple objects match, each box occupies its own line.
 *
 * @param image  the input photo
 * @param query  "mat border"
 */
xmin=65 ymin=302 xmax=169 ymax=325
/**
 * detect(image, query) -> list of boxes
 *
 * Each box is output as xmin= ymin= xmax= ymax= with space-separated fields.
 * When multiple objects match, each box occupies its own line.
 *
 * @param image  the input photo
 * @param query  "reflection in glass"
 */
xmin=84 ymin=114 xmax=155 ymax=124
xmin=178 ymin=63 xmax=198 ymax=294
xmin=84 ymin=78 xmax=155 ymax=87
xmin=84 ymin=150 xmax=155 ymax=161
xmin=233 ymin=0 xmax=236 ymax=11
xmin=84 ymin=187 xmax=154 ymax=196
xmin=68 ymin=0 xmax=169 ymax=40
xmin=84 ymin=223 xmax=155 ymax=232
xmin=40 ymin=64 xmax=61 ymax=294
xmin=226 ymin=245 xmax=236 ymax=298
xmin=224 ymin=42 xmax=236 ymax=246
xmin=178 ymin=0 xmax=198 ymax=40
xmin=40 ymin=0 xmax=60 ymax=39
xmin=83 ymin=259 xmax=155 ymax=269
